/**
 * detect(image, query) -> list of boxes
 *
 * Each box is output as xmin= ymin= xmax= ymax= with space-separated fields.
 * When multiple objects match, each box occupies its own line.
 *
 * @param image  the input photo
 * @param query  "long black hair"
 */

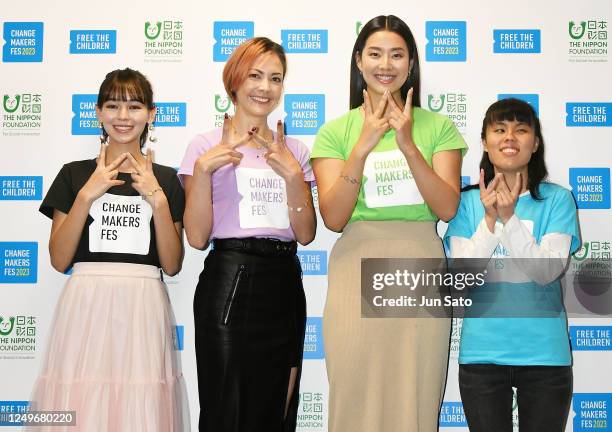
xmin=349 ymin=15 xmax=421 ymax=109
xmin=466 ymin=98 xmax=547 ymax=199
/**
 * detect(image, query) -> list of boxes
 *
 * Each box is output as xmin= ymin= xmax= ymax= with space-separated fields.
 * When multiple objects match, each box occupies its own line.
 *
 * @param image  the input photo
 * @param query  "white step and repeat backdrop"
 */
xmin=1 ymin=1 xmax=610 ymax=430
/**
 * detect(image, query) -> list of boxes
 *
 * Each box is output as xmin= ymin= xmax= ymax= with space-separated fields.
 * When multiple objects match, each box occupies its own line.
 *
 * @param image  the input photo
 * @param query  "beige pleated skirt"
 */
xmin=324 ymin=221 xmax=451 ymax=432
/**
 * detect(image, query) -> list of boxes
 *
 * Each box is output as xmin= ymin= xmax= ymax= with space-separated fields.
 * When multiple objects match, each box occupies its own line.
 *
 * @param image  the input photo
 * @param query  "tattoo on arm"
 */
xmin=340 ymin=174 xmax=360 ymax=185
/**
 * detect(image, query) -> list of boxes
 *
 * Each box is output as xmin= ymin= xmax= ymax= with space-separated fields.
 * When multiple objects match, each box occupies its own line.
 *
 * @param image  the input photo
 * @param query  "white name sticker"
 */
xmin=363 ymin=149 xmax=424 ymax=208
xmin=89 ymin=194 xmax=153 ymax=255
xmin=235 ymin=167 xmax=289 ymax=229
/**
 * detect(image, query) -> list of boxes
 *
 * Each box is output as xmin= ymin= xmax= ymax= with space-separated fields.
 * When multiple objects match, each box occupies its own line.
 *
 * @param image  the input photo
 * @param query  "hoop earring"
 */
xmin=148 ymin=123 xmax=158 ymax=143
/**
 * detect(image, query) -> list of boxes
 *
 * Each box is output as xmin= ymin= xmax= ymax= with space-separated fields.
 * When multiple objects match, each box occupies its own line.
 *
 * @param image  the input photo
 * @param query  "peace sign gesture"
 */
xmin=127 ymin=149 xmax=164 ymax=207
xmin=356 ymin=89 xmax=390 ymax=156
xmin=250 ymin=120 xmax=302 ymax=181
xmin=388 ymin=87 xmax=416 ymax=153
xmin=195 ymin=114 xmax=249 ymax=175
xmin=80 ymin=145 xmax=128 ymax=203
xmin=496 ymin=172 xmax=522 ymax=223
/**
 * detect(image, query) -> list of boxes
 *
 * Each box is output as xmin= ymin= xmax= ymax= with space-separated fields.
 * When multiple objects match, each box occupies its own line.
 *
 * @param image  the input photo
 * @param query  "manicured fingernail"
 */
xmin=224 ymin=113 xmax=229 ymax=119
xmin=252 ymin=126 xmax=258 ymax=132
xmin=248 ymin=131 xmax=253 ymax=135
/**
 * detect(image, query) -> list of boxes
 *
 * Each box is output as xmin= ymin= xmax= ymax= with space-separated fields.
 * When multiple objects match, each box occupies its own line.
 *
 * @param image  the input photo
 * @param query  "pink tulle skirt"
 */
xmin=27 ymin=262 xmax=190 ymax=431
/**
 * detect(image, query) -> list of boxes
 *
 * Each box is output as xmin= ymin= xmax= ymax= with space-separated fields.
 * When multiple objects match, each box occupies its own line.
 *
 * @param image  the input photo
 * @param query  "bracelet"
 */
xmin=288 ymin=201 xmax=308 ymax=212
xmin=340 ymin=174 xmax=360 ymax=185
xmin=142 ymin=188 xmax=162 ymax=200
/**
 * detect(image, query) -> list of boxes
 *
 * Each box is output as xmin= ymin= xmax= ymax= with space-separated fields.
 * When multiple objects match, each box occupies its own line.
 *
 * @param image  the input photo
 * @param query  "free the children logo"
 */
xmin=213 ymin=22 xmax=254 ymax=62
xmin=155 ymin=103 xmax=187 ymax=127
xmin=0 ymin=315 xmax=37 ymax=360
xmin=0 ymin=402 xmax=30 ymax=426
xmin=439 ymin=402 xmax=467 ymax=427
xmin=281 ymin=30 xmax=328 ymax=54
xmin=297 ymin=251 xmax=328 ymax=276
xmin=566 ymin=103 xmax=612 ymax=127
xmin=427 ymin=92 xmax=468 ymax=134
xmin=144 ymin=20 xmax=183 ymax=62
xmin=0 ymin=176 xmax=42 ymax=201
xmin=1 ymin=92 xmax=42 ymax=136
xmin=568 ymin=20 xmax=608 ymax=62
xmin=493 ymin=29 xmax=541 ymax=54
xmin=297 ymin=390 xmax=325 ymax=430
xmin=2 ymin=22 xmax=43 ymax=62
xmin=569 ymin=326 xmax=612 ymax=351
xmin=69 ymin=30 xmax=116 ymax=54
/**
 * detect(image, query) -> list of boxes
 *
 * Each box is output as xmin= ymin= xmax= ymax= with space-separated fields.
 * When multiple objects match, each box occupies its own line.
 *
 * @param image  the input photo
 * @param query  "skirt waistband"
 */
xmin=212 ymin=237 xmax=297 ymax=257
xmin=342 ymin=220 xmax=440 ymax=242
xmin=71 ymin=262 xmax=161 ymax=279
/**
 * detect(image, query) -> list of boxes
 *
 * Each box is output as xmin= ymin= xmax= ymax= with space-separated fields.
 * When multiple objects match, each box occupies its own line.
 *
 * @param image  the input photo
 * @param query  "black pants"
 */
xmin=459 ymin=364 xmax=573 ymax=432
xmin=194 ymin=248 xmax=306 ymax=432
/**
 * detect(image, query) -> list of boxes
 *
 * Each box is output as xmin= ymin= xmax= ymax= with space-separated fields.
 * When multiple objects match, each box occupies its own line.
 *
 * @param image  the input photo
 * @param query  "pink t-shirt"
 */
xmin=178 ymin=128 xmax=314 ymax=241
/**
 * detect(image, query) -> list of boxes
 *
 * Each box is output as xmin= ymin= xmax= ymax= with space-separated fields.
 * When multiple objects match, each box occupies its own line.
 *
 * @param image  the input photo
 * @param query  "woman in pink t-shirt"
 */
xmin=179 ymin=37 xmax=316 ymax=431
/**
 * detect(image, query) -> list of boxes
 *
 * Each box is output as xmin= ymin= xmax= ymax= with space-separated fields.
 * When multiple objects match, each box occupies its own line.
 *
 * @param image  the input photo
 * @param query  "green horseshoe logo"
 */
xmin=0 ymin=316 xmax=15 ymax=336
xmin=3 ymin=95 xmax=20 ymax=113
xmin=145 ymin=22 xmax=162 ymax=40
xmin=215 ymin=95 xmax=232 ymax=113
xmin=573 ymin=242 xmax=590 ymax=261
xmin=569 ymin=21 xmax=586 ymax=40
xmin=356 ymin=21 xmax=363 ymax=37
xmin=427 ymin=94 xmax=445 ymax=113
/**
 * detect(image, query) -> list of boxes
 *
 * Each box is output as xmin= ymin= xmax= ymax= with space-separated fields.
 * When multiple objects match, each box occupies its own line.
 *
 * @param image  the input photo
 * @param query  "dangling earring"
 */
xmin=148 ymin=123 xmax=158 ymax=143
xmin=99 ymin=123 xmax=108 ymax=145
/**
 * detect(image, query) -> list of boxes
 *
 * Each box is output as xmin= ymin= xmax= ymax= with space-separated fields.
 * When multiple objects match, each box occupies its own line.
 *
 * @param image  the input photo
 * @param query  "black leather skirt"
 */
xmin=194 ymin=238 xmax=306 ymax=432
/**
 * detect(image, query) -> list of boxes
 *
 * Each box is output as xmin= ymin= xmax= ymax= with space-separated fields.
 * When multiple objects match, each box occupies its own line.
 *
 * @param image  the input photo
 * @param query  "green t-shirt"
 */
xmin=311 ymin=107 xmax=467 ymax=223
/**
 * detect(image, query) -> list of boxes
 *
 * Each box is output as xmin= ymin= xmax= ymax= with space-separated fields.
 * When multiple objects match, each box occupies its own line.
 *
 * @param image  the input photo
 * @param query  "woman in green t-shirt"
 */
xmin=311 ymin=15 xmax=467 ymax=432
